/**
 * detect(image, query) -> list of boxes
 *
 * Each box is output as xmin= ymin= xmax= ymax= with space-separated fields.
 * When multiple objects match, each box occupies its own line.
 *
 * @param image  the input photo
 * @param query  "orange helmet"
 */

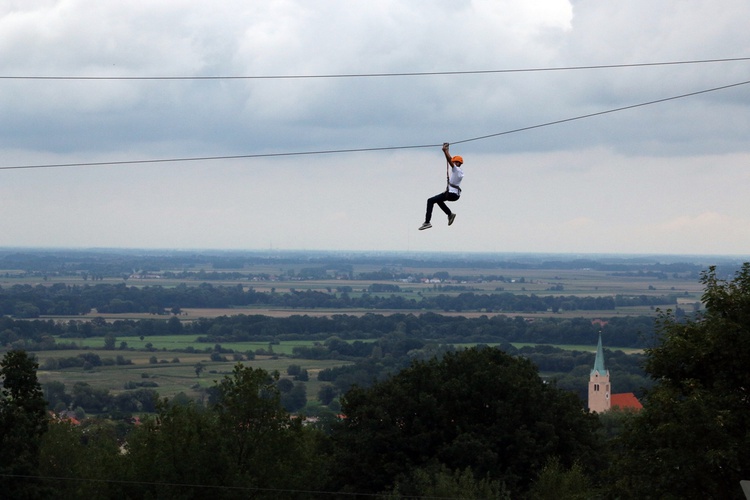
xmin=452 ymin=155 xmax=463 ymax=165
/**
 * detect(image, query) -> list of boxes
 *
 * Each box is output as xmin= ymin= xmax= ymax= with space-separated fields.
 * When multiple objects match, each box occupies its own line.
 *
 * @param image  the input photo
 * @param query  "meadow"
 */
xmin=22 ymin=263 xmax=705 ymax=324
xmin=1 ymin=258 xmax=707 ymax=312
xmin=36 ymin=342 xmax=352 ymax=402
xmin=35 ymin=334 xmax=636 ymax=405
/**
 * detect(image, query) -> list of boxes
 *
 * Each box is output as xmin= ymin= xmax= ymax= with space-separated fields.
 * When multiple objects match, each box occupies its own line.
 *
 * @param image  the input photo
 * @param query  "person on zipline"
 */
xmin=419 ymin=142 xmax=464 ymax=230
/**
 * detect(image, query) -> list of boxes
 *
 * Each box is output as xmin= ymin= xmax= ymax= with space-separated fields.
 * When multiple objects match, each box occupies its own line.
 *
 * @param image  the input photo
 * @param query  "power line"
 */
xmin=2 ymin=77 xmax=749 ymax=171
xmin=0 ymin=473 xmax=462 ymax=499
xmin=1 ymin=56 xmax=749 ymax=81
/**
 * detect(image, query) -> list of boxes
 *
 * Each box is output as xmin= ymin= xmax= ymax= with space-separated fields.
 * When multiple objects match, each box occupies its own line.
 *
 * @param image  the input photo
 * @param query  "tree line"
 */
xmin=0 ymin=281 xmax=680 ymax=318
xmin=1 ymin=311 xmax=658 ymax=350
xmin=309 ymin=338 xmax=649 ymax=404
xmin=1 ymin=248 xmax=718 ymax=278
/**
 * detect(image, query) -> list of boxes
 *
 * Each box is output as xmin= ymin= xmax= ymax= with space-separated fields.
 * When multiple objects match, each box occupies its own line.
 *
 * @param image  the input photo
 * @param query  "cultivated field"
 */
xmin=35 ymin=338 xmax=630 ymax=405
xmin=36 ymin=344 xmax=352 ymax=402
xmin=16 ymin=264 xmax=707 ymax=324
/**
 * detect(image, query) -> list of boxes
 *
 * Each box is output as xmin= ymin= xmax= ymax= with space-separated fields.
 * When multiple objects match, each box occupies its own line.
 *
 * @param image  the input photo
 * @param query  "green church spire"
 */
xmin=591 ymin=332 xmax=607 ymax=376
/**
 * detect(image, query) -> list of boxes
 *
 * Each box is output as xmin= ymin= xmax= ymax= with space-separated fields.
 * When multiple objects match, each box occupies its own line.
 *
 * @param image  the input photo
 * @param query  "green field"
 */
xmin=38 ymin=337 xmax=361 ymax=403
xmin=33 ymin=334 xmax=638 ymax=407
xmin=66 ymin=335 xmax=343 ymax=355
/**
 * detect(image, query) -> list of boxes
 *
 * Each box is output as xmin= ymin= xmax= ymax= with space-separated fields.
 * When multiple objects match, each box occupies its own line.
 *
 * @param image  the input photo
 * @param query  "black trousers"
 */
xmin=425 ymin=192 xmax=459 ymax=223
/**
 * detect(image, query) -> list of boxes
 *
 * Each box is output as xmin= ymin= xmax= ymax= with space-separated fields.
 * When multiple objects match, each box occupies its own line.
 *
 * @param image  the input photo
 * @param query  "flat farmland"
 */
xmin=2 ymin=250 xmax=732 ymax=417
xmin=23 ymin=264 xmax=706 ymax=323
xmin=242 ymin=273 xmax=701 ymax=298
xmin=67 ymin=335 xmax=371 ymax=356
xmin=67 ymin=306 xmax=669 ymax=322
xmin=1 ymin=263 xmax=705 ymax=297
xmin=36 ymin=346 xmax=352 ymax=402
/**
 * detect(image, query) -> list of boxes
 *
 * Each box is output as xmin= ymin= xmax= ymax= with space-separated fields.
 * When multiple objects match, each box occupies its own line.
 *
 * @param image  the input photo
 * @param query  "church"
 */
xmin=588 ymin=333 xmax=642 ymax=413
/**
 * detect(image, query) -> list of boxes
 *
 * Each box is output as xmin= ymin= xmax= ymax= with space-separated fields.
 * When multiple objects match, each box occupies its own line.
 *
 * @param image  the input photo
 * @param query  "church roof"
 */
xmin=591 ymin=333 xmax=608 ymax=376
xmin=611 ymin=392 xmax=643 ymax=411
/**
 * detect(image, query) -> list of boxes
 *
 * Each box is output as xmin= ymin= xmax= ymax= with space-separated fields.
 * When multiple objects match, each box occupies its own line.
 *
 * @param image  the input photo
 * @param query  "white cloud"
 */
xmin=2 ymin=1 xmax=750 ymax=255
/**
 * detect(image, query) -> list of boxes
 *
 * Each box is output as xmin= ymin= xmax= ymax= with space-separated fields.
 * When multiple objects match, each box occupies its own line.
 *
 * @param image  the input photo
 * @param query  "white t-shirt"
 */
xmin=447 ymin=164 xmax=464 ymax=195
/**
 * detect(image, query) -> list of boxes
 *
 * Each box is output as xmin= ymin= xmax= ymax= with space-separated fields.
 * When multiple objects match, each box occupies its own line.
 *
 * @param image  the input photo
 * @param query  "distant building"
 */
xmin=588 ymin=333 xmax=642 ymax=413
xmin=610 ymin=392 xmax=642 ymax=411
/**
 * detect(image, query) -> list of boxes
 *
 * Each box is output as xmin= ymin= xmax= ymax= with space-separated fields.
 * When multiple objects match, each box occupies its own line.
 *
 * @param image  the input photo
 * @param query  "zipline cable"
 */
xmin=0 ymin=144 xmax=440 ymax=171
xmin=451 ymin=78 xmax=750 ymax=145
xmin=1 ymin=56 xmax=750 ymax=80
xmin=1 ymin=77 xmax=749 ymax=171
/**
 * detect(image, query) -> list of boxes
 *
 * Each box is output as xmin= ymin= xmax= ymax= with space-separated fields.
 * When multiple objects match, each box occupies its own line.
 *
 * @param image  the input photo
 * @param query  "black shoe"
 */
xmin=418 ymin=222 xmax=432 ymax=230
xmin=448 ymin=213 xmax=456 ymax=226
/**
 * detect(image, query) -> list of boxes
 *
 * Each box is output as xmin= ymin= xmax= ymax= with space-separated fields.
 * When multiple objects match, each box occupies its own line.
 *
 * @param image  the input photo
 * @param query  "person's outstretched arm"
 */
xmin=442 ymin=142 xmax=454 ymax=166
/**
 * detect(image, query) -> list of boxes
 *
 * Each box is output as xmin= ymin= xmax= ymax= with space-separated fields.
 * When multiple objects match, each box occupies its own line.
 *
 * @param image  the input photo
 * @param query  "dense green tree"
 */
xmin=213 ymin=364 xmax=328 ymax=497
xmin=613 ymin=264 xmax=750 ymax=499
xmin=527 ymin=457 xmax=592 ymax=500
xmin=167 ymin=315 xmax=183 ymax=333
xmin=120 ymin=365 xmax=327 ymax=498
xmin=43 ymin=380 xmax=71 ymax=411
xmin=103 ymin=333 xmax=116 ymax=350
xmin=213 ymin=365 xmax=291 ymax=475
xmin=121 ymin=400 xmax=227 ymax=498
xmin=39 ymin=419 xmax=122 ymax=499
xmin=276 ymin=377 xmax=294 ymax=393
xmin=386 ymin=465 xmax=510 ymax=499
xmin=318 ymin=384 xmax=338 ymax=405
xmin=0 ymin=350 xmax=50 ymax=499
xmin=329 ymin=347 xmax=603 ymax=497
xmin=70 ymin=382 xmax=111 ymax=413
xmin=280 ymin=382 xmax=308 ymax=412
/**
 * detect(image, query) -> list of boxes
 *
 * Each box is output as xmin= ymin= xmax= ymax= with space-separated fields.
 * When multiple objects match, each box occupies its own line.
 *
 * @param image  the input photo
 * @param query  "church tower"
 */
xmin=588 ymin=333 xmax=610 ymax=413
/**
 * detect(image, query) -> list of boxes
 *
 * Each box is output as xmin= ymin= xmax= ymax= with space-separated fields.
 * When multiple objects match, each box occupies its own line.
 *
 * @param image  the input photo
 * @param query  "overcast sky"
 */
xmin=2 ymin=0 xmax=750 ymax=256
